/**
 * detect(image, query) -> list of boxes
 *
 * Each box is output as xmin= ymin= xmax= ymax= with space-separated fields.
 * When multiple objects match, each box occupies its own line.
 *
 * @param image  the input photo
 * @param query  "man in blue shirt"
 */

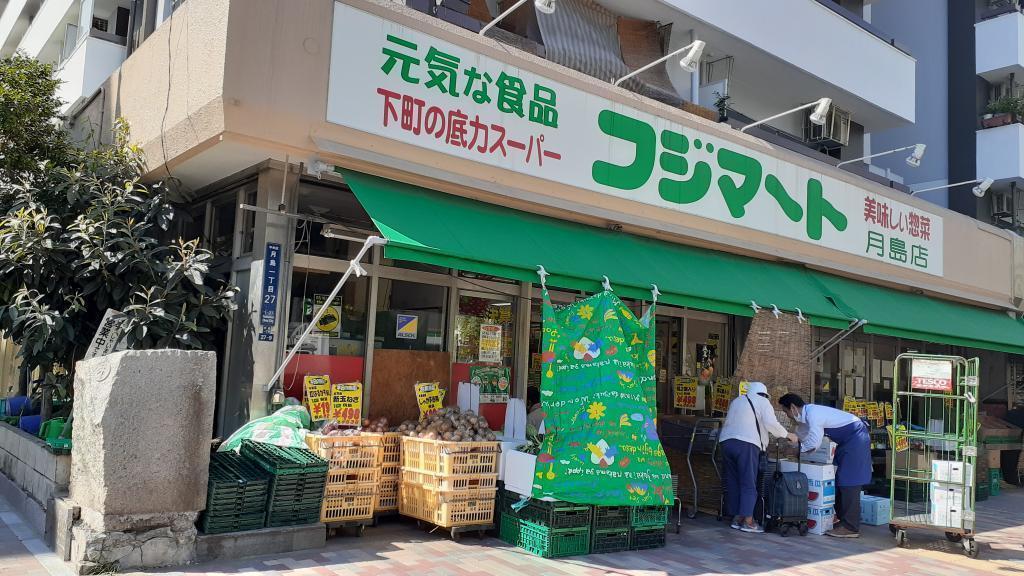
xmin=779 ymin=393 xmax=871 ymax=538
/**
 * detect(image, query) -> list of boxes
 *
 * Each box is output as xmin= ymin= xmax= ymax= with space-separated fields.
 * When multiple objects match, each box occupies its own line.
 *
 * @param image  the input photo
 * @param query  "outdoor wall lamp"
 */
xmin=910 ymin=177 xmax=994 ymax=198
xmin=613 ymin=40 xmax=706 ymax=86
xmin=741 ymin=98 xmax=833 ymax=133
xmin=479 ymin=0 xmax=556 ymax=36
xmin=836 ymin=143 xmax=927 ymax=169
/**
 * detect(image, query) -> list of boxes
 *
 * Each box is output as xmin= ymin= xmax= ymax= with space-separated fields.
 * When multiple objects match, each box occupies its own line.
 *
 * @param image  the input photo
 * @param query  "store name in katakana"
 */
xmin=381 ymin=34 xmax=558 ymax=129
xmin=591 ymin=110 xmax=848 ymax=241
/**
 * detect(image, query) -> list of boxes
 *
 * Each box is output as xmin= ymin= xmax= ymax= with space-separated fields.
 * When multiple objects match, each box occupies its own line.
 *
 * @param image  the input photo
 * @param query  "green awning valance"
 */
xmin=342 ymin=170 xmax=852 ymax=328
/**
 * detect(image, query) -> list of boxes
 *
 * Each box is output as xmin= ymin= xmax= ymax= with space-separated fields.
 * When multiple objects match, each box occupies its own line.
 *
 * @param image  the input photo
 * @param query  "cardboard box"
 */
xmin=885 ymin=449 xmax=931 ymax=478
xmin=932 ymin=460 xmax=973 ymax=486
xmin=780 ymin=460 xmax=836 ymax=482
xmin=504 ymin=450 xmax=537 ymax=497
xmin=807 ymin=478 xmax=836 ymax=507
xmin=496 ymin=438 xmax=526 ymax=482
xmin=807 ymin=505 xmax=835 ymax=535
xmin=930 ymin=482 xmax=967 ymax=528
xmin=803 ymin=439 xmax=838 ymax=465
xmin=860 ymin=495 xmax=890 ymax=526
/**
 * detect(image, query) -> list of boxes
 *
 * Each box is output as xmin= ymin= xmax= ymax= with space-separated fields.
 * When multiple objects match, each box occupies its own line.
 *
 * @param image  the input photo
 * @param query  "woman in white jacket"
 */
xmin=719 ymin=382 xmax=796 ymax=533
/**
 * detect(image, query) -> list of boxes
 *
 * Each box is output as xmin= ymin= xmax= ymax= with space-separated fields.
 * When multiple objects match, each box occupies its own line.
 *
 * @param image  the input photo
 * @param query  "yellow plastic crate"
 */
xmin=321 ymin=494 xmax=374 ymax=523
xmin=381 ymin=464 xmax=400 ymax=479
xmin=400 ymin=437 xmax=500 ymax=476
xmin=366 ymin=432 xmax=402 ymax=465
xmin=401 ymin=469 xmax=497 ymax=492
xmin=324 ymin=480 xmax=377 ymax=499
xmin=375 ymin=477 xmax=399 ymax=512
xmin=306 ymin=435 xmax=382 ymax=470
xmin=324 ymin=468 xmax=379 ymax=496
xmin=398 ymin=482 xmax=496 ymax=528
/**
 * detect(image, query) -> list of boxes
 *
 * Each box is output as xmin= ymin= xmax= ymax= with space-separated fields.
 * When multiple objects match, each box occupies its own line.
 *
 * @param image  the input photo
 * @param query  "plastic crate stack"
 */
xmin=198 ymin=451 xmax=270 ymax=534
xmin=499 ymin=489 xmax=592 ymax=558
xmin=367 ymin=432 xmax=401 ymax=515
xmin=305 ymin=434 xmax=381 ymax=525
xmin=399 ymin=437 xmax=499 ymax=530
xmin=240 ymin=439 xmax=328 ymax=527
xmin=629 ymin=506 xmax=668 ymax=550
xmin=590 ymin=505 xmax=631 ymax=554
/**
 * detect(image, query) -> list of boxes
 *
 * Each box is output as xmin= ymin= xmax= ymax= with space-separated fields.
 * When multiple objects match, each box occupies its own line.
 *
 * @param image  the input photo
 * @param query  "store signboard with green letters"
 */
xmin=327 ymin=2 xmax=944 ymax=276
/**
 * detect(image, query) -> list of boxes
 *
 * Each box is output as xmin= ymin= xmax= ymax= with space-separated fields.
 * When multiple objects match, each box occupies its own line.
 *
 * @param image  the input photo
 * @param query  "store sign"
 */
xmin=313 ymin=294 xmax=342 ymax=338
xmin=328 ymin=3 xmax=944 ymax=276
xmin=304 ymin=375 xmax=332 ymax=421
xmin=479 ymin=323 xmax=502 ymax=362
xmin=396 ymin=314 xmax=419 ymax=339
xmin=331 ymin=381 xmax=363 ymax=426
xmin=470 ymin=365 xmax=510 ymax=403
xmin=415 ymin=381 xmax=445 ymax=419
xmin=83 ymin=309 xmax=129 ymax=360
xmin=673 ymin=377 xmax=698 ymax=410
xmin=910 ymin=358 xmax=954 ymax=392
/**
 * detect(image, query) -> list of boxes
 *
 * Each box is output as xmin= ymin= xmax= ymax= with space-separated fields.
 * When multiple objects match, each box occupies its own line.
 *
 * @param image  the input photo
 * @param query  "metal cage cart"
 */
xmin=889 ymin=353 xmax=980 ymax=558
xmin=660 ymin=417 xmax=724 ymax=521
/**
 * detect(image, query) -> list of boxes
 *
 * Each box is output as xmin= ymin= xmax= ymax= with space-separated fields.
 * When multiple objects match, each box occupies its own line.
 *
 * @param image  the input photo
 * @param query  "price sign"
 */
xmin=711 ymin=380 xmax=733 ymax=413
xmin=331 ymin=382 xmax=363 ymax=426
xmin=738 ymin=380 xmax=749 ymax=397
xmin=910 ymin=358 xmax=953 ymax=392
xmin=866 ymin=402 xmax=880 ymax=425
xmin=673 ymin=377 xmax=698 ymax=409
xmin=884 ymin=402 xmax=894 ymax=421
xmin=887 ymin=424 xmax=909 ymax=452
xmin=303 ymin=375 xmax=332 ymax=421
xmin=415 ymin=382 xmax=445 ymax=419
xmin=842 ymin=396 xmax=857 ymax=413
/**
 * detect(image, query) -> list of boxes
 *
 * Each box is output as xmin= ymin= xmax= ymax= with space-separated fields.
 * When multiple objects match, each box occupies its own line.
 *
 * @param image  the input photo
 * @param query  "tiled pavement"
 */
xmin=2 ymin=488 xmax=1023 ymax=576
xmin=0 ymin=494 xmax=70 ymax=576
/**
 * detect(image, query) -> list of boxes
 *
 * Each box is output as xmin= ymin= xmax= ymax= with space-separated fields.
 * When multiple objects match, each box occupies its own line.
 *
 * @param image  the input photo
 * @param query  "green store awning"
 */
xmin=342 ymin=170 xmax=853 ymax=328
xmin=810 ymin=273 xmax=1024 ymax=355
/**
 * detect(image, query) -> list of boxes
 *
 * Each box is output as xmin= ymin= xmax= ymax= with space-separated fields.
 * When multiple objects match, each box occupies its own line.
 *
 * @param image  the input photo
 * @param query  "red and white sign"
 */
xmin=910 ymin=359 xmax=953 ymax=392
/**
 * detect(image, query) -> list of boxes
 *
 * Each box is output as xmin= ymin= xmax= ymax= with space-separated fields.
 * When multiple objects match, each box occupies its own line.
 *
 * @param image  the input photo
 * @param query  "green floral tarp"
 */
xmin=533 ymin=290 xmax=673 ymax=506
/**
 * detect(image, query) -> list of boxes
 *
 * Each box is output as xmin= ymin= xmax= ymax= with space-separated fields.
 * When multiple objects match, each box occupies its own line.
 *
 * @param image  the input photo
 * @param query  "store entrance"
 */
xmin=655 ymin=316 xmax=683 ymax=415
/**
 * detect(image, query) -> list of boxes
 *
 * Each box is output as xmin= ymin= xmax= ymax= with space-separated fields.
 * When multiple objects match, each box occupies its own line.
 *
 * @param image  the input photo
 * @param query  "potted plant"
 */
xmin=713 ymin=91 xmax=732 ymax=122
xmin=982 ymin=95 xmax=1021 ymax=128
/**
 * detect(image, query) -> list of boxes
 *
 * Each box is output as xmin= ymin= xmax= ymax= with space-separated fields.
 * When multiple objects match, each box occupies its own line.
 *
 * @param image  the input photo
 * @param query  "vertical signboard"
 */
xmin=259 ymin=242 xmax=282 ymax=342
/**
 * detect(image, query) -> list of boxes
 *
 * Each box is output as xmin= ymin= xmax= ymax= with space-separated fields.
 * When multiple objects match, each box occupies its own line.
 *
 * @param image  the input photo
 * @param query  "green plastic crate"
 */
xmin=592 ymin=506 xmax=630 ymax=530
xmin=240 ymin=440 xmax=328 ymax=475
xmin=590 ymin=528 xmax=630 ymax=554
xmin=199 ymin=512 xmax=266 ymax=535
xmin=630 ymin=506 xmax=668 ymax=528
xmin=629 ymin=526 xmax=666 ymax=550
xmin=499 ymin=490 xmax=591 ymax=529
xmin=499 ymin=514 xmax=590 ymax=558
xmin=976 ymin=483 xmax=990 ymax=502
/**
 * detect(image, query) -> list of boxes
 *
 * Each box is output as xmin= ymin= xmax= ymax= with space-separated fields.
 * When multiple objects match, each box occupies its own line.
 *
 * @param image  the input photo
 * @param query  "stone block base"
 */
xmin=194 ymin=523 xmax=326 ymax=562
xmin=66 ymin=510 xmax=197 ymax=575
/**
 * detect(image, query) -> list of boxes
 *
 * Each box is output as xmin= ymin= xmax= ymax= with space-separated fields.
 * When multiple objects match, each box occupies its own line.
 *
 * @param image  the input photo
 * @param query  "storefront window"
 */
xmin=295 ymin=182 xmax=375 ymax=260
xmin=456 ymin=294 xmax=516 ymax=367
xmin=374 ymin=279 xmax=447 ymax=351
xmin=871 ymin=336 xmax=897 ymax=401
xmin=283 ymin=270 xmax=370 ymax=398
xmin=209 ymin=195 xmax=237 ymax=260
xmin=814 ymin=328 xmax=841 ymax=407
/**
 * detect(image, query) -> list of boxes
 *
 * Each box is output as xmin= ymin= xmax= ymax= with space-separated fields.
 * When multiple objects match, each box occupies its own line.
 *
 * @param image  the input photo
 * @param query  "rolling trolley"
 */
xmin=660 ymin=417 xmax=724 ymax=520
xmin=889 ymin=353 xmax=980 ymax=558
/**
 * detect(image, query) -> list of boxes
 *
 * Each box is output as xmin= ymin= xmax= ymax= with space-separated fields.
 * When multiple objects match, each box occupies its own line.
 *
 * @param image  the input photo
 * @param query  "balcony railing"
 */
xmin=812 ymin=0 xmax=912 ymax=56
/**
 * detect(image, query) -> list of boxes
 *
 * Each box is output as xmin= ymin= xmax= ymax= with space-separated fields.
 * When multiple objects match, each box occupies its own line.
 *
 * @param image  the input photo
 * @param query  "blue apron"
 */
xmin=826 ymin=420 xmax=872 ymax=487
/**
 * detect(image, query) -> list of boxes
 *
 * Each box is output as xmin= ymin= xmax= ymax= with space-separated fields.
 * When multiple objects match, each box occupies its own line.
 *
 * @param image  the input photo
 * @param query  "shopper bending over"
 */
xmin=778 ymin=393 xmax=871 ymax=538
xmin=720 ymin=382 xmax=797 ymax=533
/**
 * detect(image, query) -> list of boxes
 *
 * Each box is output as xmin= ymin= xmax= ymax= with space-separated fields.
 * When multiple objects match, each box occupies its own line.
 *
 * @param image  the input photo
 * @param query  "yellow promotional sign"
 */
xmin=331 ymin=382 xmax=363 ymax=426
xmin=866 ymin=402 xmax=880 ymax=424
xmin=887 ymin=424 xmax=909 ymax=452
xmin=738 ymin=380 xmax=749 ymax=397
xmin=884 ymin=402 xmax=894 ymax=421
xmin=842 ymin=396 xmax=857 ymax=413
xmin=673 ymin=377 xmax=698 ymax=410
xmin=415 ymin=382 xmax=445 ymax=419
xmin=303 ymin=375 xmax=332 ymax=421
xmin=711 ymin=380 xmax=732 ymax=413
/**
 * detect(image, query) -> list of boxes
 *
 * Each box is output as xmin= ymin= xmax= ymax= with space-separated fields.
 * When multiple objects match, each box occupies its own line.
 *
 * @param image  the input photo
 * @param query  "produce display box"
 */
xmin=398 ymin=482 xmax=496 ymax=528
xmin=592 ymin=505 xmax=631 ymax=530
xmin=324 ymin=481 xmax=376 ymax=499
xmin=402 ymin=469 xmax=498 ymax=493
xmin=240 ymin=441 xmax=329 ymax=528
xmin=499 ymin=514 xmax=590 ymax=559
xmin=629 ymin=526 xmax=666 ymax=550
xmin=306 ymin=434 xmax=383 ymax=470
xmin=630 ymin=505 xmax=669 ymax=528
xmin=375 ymin=477 xmax=399 ymax=513
xmin=365 ymin=432 xmax=402 ymax=465
xmin=498 ymin=489 xmax=592 ymax=530
xmin=590 ymin=527 xmax=630 ymax=554
xmin=321 ymin=493 xmax=375 ymax=523
xmin=324 ymin=468 xmax=380 ymax=491
xmin=401 ymin=437 xmax=500 ymax=476
xmin=381 ymin=464 xmax=401 ymax=479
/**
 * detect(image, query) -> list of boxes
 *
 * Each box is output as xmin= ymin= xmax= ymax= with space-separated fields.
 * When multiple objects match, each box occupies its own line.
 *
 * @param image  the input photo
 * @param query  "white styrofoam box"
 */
xmin=496 ymin=438 xmax=526 ymax=481
xmin=502 ymin=399 xmax=527 ymax=440
xmin=927 ymin=419 xmax=957 ymax=451
xmin=931 ymin=504 xmax=963 ymax=528
xmin=931 ymin=460 xmax=974 ymax=486
xmin=930 ymin=482 xmax=965 ymax=508
xmin=807 ymin=478 xmax=836 ymax=506
xmin=779 ymin=460 xmax=836 ymax=482
xmin=803 ymin=439 xmax=838 ymax=465
xmin=807 ymin=505 xmax=835 ymax=535
xmin=504 ymin=450 xmax=537 ymax=496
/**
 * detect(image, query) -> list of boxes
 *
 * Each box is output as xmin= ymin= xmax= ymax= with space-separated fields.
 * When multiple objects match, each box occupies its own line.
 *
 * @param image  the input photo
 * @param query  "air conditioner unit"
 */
xmin=804 ymin=103 xmax=851 ymax=147
xmin=993 ymin=191 xmax=1013 ymax=216
xmin=92 ymin=17 xmax=109 ymax=33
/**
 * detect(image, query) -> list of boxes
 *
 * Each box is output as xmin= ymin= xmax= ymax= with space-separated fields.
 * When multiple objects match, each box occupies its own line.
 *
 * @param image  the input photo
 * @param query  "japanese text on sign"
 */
xmin=415 ymin=382 xmax=445 ymax=419
xmin=331 ymin=382 xmax=363 ymax=426
xmin=329 ymin=5 xmax=944 ymax=277
xmin=304 ymin=375 xmax=332 ymax=421
xmin=261 ymin=243 xmax=282 ymax=328
xmin=911 ymin=358 xmax=954 ymax=392
xmin=471 ymin=365 xmax=510 ymax=404
xmin=479 ymin=324 xmax=503 ymax=363
xmin=673 ymin=377 xmax=698 ymax=410
xmin=711 ymin=380 xmax=733 ymax=413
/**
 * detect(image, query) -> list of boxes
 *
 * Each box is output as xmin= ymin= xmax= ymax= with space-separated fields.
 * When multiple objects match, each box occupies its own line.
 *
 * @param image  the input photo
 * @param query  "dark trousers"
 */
xmin=835 ymin=485 xmax=861 ymax=532
xmin=721 ymin=439 xmax=760 ymax=518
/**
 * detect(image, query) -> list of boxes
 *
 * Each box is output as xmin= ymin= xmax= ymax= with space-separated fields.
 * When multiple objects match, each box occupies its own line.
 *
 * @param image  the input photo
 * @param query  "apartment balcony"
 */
xmin=976 ymin=8 xmax=1024 ymax=82
xmin=977 ymin=122 xmax=1024 ymax=183
xmin=55 ymin=30 xmax=126 ymax=114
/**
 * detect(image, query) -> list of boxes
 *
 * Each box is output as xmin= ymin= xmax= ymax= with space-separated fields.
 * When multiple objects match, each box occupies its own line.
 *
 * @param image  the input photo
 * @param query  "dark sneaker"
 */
xmin=826 ymin=526 xmax=860 ymax=538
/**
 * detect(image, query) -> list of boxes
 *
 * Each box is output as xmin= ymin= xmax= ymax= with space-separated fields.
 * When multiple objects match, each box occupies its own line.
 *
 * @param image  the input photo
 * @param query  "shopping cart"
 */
xmin=889 ymin=353 xmax=980 ymax=558
xmin=660 ymin=417 xmax=724 ymax=520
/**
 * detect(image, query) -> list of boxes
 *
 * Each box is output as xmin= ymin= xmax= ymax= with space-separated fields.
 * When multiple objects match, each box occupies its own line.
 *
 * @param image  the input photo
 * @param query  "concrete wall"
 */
xmin=83 ymin=0 xmax=1020 ymax=312
xmin=0 ymin=422 xmax=71 ymax=546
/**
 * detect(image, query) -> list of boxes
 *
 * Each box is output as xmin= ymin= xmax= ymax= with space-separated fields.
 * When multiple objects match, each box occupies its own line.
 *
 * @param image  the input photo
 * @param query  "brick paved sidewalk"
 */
xmin=0 ymin=493 xmax=70 ymax=576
